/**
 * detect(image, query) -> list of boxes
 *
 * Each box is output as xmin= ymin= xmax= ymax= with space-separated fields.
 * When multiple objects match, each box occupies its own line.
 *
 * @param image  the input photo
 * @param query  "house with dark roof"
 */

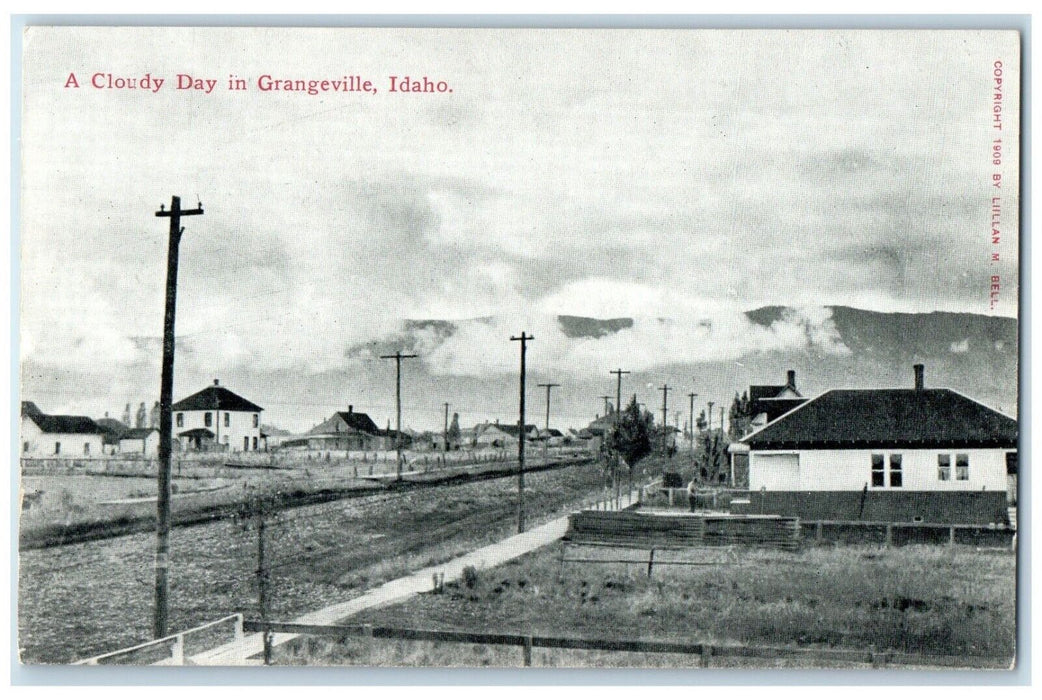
xmin=747 ymin=370 xmax=807 ymax=432
xmin=119 ymin=427 xmax=160 ymax=456
xmin=307 ymin=406 xmax=389 ymax=450
xmin=172 ymin=380 xmax=264 ymax=452
xmin=735 ymin=365 xmax=1016 ymax=525
xmin=95 ymin=414 xmax=129 ymax=455
xmin=21 ymin=401 xmax=105 ymax=458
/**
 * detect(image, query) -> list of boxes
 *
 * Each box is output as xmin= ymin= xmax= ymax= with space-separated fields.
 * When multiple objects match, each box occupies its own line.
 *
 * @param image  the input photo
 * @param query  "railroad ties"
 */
xmin=564 ymin=510 xmax=801 ymax=550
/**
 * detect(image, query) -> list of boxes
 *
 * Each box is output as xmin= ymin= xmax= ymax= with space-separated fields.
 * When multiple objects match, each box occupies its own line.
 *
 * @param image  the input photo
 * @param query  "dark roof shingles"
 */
xmin=744 ymin=389 xmax=1017 ymax=449
xmin=172 ymin=386 xmax=263 ymax=412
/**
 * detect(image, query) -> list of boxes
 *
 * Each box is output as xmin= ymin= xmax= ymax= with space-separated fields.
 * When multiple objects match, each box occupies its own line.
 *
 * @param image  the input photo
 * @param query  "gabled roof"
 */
xmin=22 ymin=402 xmax=103 ymax=435
xmin=497 ymin=424 xmax=538 ymax=438
xmin=743 ymin=388 xmax=1017 ymax=450
xmin=333 ymin=411 xmax=380 ymax=435
xmin=96 ymin=417 xmax=129 ymax=436
xmin=172 ymin=385 xmax=263 ymax=412
xmin=749 ymin=384 xmax=789 ymax=403
xmin=121 ymin=428 xmax=158 ymax=440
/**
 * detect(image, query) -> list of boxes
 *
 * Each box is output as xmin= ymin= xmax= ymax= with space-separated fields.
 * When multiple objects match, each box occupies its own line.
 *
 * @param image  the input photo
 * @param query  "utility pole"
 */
xmin=707 ymin=401 xmax=715 ymax=434
xmin=511 ymin=332 xmax=534 ymax=533
xmin=610 ymin=369 xmax=630 ymax=506
xmin=659 ymin=384 xmax=671 ymax=457
xmin=153 ymin=195 xmax=202 ymax=639
xmin=256 ymin=507 xmax=271 ymax=665
xmin=443 ymin=402 xmax=450 ymax=453
xmin=720 ymin=406 xmax=726 ymax=439
xmin=380 ymin=351 xmax=418 ymax=480
xmin=688 ymin=392 xmax=698 ymax=455
xmin=599 ymin=395 xmax=612 ymax=417
xmin=537 ymin=382 xmax=559 ymax=462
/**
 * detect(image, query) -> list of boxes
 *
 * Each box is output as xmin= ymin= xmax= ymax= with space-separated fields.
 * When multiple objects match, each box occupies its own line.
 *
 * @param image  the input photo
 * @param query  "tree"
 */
xmin=728 ymin=390 xmax=752 ymax=440
xmin=695 ymin=409 xmax=707 ymax=433
xmin=447 ymin=412 xmax=461 ymax=448
xmin=607 ymin=396 xmax=653 ymax=469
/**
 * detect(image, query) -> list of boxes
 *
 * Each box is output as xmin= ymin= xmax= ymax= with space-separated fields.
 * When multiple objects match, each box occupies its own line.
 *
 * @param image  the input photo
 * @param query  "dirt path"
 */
xmin=18 ymin=460 xmax=613 ymax=664
xmin=192 ymin=488 xmax=641 ymax=664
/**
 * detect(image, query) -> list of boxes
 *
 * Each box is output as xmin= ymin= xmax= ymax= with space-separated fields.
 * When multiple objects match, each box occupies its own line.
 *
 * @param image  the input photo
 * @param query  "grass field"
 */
xmin=278 ymin=542 xmax=1016 ymax=668
xmin=18 ymin=458 xmax=616 ymax=663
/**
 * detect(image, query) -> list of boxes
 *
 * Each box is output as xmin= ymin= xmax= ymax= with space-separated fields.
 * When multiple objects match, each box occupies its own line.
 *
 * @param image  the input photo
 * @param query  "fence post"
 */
xmin=647 ymin=548 xmax=655 ymax=578
xmin=522 ymin=636 xmax=533 ymax=667
xmin=171 ymin=634 xmax=185 ymax=665
xmin=949 ymin=526 xmax=956 ymax=547
xmin=700 ymin=644 xmax=712 ymax=668
xmin=885 ymin=524 xmax=893 ymax=548
xmin=815 ymin=521 xmax=823 ymax=543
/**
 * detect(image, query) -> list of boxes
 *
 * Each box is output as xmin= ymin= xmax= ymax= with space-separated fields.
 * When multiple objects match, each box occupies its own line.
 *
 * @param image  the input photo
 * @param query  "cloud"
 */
xmin=369 ymin=300 xmax=851 ymax=379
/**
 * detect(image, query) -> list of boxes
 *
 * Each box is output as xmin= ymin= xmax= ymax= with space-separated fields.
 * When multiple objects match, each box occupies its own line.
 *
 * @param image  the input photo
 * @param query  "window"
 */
xmin=224 ymin=412 xmax=230 ymax=427
xmin=253 ymin=437 xmax=258 ymax=450
xmin=204 ymin=412 xmax=212 ymax=427
xmin=888 ymin=454 xmax=902 ymax=487
xmin=244 ymin=436 xmax=250 ymax=451
xmin=55 ymin=442 xmax=61 ymax=455
xmin=176 ymin=413 xmax=184 ymax=427
xmin=84 ymin=442 xmax=91 ymax=456
xmin=871 ymin=454 xmax=885 ymax=487
xmin=253 ymin=414 xmax=259 ymax=428
xmin=22 ymin=441 xmax=28 ymax=453
xmin=956 ymin=454 xmax=969 ymax=480
xmin=938 ymin=454 xmax=951 ymax=481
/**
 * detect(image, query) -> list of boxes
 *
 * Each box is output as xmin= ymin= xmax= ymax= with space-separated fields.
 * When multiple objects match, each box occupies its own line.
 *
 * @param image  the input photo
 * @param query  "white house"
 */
xmin=735 ymin=365 xmax=1016 ymax=525
xmin=119 ymin=427 xmax=160 ymax=456
xmin=474 ymin=422 xmax=537 ymax=447
xmin=172 ymin=380 xmax=263 ymax=452
xmin=21 ymin=401 xmax=105 ymax=458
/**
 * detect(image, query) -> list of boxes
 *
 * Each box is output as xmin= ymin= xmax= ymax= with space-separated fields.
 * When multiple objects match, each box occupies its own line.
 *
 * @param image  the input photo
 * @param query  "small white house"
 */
xmin=21 ymin=401 xmax=105 ymax=458
xmin=119 ymin=427 xmax=160 ymax=456
xmin=172 ymin=380 xmax=263 ymax=452
xmin=736 ymin=365 xmax=1016 ymax=525
xmin=474 ymin=422 xmax=537 ymax=447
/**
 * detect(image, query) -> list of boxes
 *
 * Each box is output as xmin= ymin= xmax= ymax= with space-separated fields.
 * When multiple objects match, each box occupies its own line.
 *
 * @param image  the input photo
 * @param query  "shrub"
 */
xmin=462 ymin=565 xmax=479 ymax=589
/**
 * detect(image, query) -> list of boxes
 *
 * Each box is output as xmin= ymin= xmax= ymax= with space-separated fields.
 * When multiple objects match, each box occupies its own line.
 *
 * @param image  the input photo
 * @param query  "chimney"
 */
xmin=914 ymin=364 xmax=925 ymax=391
xmin=214 ymin=378 xmax=220 ymax=386
xmin=786 ymin=370 xmax=796 ymax=389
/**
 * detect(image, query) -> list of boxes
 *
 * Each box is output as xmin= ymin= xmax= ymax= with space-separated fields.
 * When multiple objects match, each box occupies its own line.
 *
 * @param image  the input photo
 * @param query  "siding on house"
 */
xmin=172 ymin=381 xmax=263 ymax=452
xmin=21 ymin=418 xmax=105 ymax=457
xmin=740 ymin=367 xmax=1016 ymax=525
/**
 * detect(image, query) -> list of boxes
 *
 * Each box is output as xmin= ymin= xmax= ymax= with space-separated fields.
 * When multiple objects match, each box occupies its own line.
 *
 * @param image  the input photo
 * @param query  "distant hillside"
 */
xmin=746 ymin=305 xmax=1017 ymax=359
xmin=557 ymin=315 xmax=633 ymax=338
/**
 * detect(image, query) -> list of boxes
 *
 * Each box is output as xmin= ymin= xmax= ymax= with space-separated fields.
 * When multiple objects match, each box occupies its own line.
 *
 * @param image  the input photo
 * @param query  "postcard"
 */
xmin=17 ymin=25 xmax=1020 ymax=670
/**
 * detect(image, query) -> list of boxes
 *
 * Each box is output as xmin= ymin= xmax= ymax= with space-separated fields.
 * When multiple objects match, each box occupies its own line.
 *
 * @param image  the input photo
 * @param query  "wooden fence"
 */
xmin=800 ymin=519 xmax=1016 ymax=549
xmin=73 ymin=614 xmax=244 ymax=666
xmin=244 ymin=620 xmax=1011 ymax=669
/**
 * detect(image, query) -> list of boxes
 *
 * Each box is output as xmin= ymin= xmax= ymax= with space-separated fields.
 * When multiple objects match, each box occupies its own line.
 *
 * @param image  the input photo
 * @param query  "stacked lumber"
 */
xmin=564 ymin=511 xmax=800 ymax=550
xmin=702 ymin=515 xmax=801 ymax=550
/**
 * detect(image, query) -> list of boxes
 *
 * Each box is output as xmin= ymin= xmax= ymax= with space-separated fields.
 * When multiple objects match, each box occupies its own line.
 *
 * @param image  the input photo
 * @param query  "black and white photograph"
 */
xmin=15 ymin=25 xmax=1021 ymax=670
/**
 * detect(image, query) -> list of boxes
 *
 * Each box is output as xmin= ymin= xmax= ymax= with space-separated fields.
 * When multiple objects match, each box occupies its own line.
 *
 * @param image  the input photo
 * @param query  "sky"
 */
xmin=19 ymin=28 xmax=1021 ymax=431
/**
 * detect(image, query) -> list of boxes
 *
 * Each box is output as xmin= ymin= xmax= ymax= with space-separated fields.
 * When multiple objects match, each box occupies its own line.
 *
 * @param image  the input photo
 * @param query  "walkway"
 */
xmin=191 ymin=488 xmax=640 ymax=665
